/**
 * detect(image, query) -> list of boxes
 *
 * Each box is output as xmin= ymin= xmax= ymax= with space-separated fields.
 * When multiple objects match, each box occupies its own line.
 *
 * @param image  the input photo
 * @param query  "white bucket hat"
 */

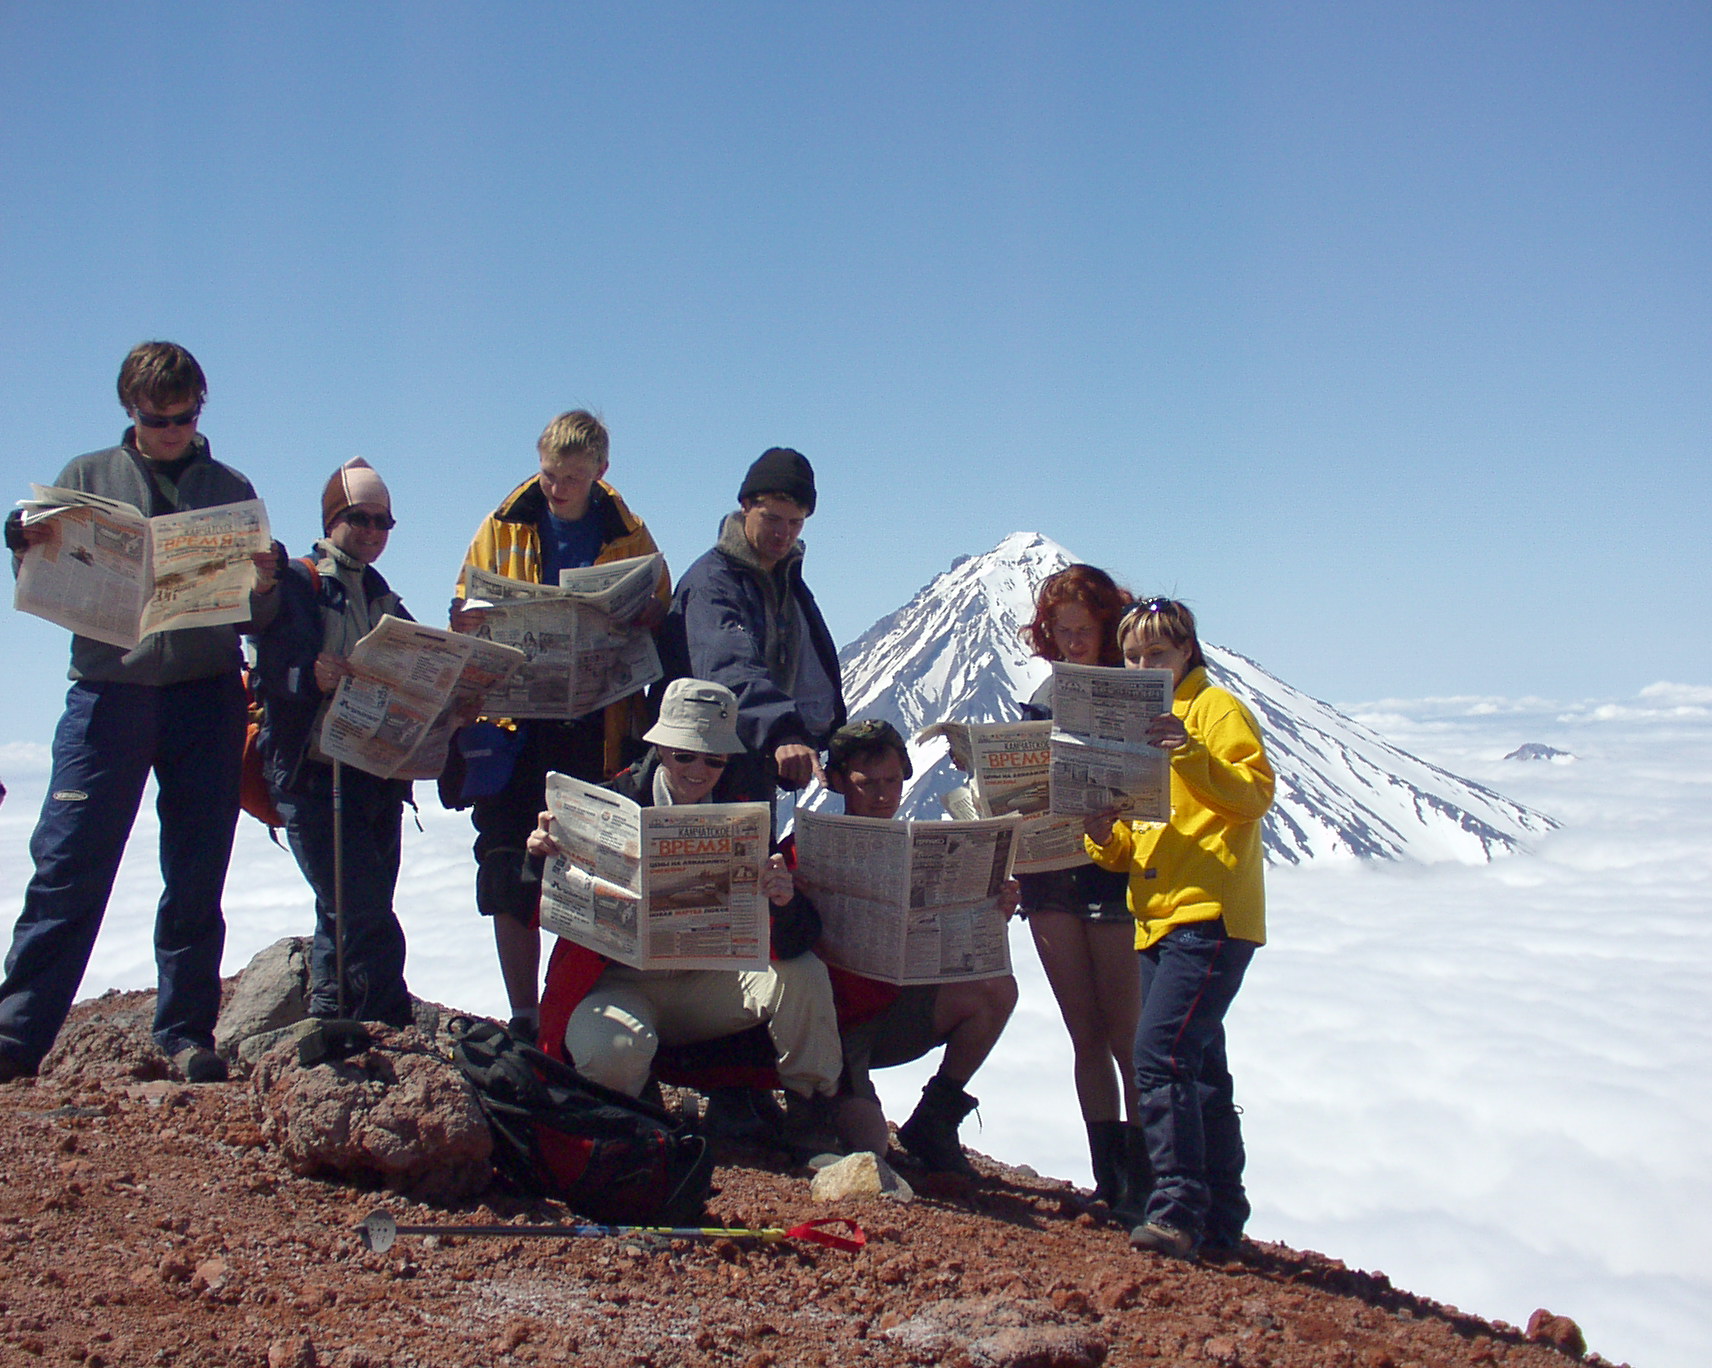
xmin=644 ymin=679 xmax=743 ymax=756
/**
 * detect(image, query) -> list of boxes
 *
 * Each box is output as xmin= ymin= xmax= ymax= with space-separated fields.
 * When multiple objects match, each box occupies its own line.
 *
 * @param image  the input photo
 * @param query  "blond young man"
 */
xmin=450 ymin=412 xmax=668 ymax=1039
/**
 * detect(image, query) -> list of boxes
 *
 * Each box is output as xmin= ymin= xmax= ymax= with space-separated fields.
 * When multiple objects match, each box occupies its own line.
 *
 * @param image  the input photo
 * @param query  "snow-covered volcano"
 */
xmin=822 ymin=532 xmax=1555 ymax=864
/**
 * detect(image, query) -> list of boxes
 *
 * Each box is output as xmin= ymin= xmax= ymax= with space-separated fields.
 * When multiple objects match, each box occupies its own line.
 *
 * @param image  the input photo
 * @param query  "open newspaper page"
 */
xmin=459 ymin=553 xmax=663 ymax=720
xmin=795 ymin=810 xmax=1015 ymax=986
xmin=538 ymin=773 xmax=771 ymax=972
xmin=538 ymin=773 xmax=648 ymax=966
xmin=920 ymin=719 xmax=1087 ymax=874
xmin=13 ymin=486 xmax=270 ymax=650
xmin=1047 ymin=662 xmax=1173 ymax=822
xmin=317 ymin=616 xmax=525 ymax=781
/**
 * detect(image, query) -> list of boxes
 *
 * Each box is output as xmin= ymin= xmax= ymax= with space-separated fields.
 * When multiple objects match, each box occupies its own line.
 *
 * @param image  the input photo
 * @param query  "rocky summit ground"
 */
xmin=0 ymin=987 xmax=1618 ymax=1368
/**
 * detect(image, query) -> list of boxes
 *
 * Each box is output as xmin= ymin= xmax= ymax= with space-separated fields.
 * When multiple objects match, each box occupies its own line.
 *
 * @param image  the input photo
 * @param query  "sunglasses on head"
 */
xmin=668 ymin=751 xmax=728 ymax=769
xmin=133 ymin=407 xmax=201 ymax=429
xmin=340 ymin=511 xmax=397 ymax=531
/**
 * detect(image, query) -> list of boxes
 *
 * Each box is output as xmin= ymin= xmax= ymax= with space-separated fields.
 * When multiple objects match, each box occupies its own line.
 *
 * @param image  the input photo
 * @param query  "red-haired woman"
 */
xmin=1017 ymin=564 xmax=1147 ymax=1216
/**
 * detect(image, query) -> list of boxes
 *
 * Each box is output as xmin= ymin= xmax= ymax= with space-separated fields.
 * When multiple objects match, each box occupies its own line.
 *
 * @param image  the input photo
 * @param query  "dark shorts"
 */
xmin=839 ymin=984 xmax=944 ymax=1102
xmin=471 ymin=717 xmax=605 ymax=921
xmin=1017 ymin=865 xmax=1132 ymax=924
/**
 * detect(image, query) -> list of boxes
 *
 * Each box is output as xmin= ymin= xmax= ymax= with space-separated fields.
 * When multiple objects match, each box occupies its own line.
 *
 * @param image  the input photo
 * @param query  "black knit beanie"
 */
xmin=737 ymin=447 xmax=816 ymax=515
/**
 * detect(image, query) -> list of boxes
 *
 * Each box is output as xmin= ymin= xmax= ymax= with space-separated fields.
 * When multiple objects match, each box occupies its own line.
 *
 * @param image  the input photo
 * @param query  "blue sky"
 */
xmin=3 ymin=1 xmax=1708 ymax=747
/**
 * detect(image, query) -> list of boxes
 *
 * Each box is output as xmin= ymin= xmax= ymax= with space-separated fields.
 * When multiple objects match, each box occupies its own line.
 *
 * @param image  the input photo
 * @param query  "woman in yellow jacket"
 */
xmin=1084 ymin=598 xmax=1274 ymax=1261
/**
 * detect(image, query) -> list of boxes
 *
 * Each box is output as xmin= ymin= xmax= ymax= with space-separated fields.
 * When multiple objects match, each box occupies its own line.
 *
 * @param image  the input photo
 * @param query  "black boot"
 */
xmin=1111 ymin=1124 xmax=1155 ymax=1228
xmin=898 ymin=1075 xmax=978 ymax=1176
xmin=1086 ymin=1120 xmax=1127 ymax=1207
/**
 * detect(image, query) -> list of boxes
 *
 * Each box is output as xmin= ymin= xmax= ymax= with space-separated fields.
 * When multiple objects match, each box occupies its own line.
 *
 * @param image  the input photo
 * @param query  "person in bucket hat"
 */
xmin=529 ymin=678 xmax=843 ymax=1160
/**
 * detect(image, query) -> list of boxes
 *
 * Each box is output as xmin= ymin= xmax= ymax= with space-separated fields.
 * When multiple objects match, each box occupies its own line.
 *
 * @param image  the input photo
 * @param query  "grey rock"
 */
xmin=215 ymin=937 xmax=311 ymax=1057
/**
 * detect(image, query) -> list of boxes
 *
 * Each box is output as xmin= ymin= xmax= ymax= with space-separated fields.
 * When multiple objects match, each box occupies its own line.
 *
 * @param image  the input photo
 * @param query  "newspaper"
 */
xmin=459 ymin=553 xmax=665 ymax=719
xmin=1047 ymin=662 xmax=1174 ymax=822
xmin=919 ymin=719 xmax=1087 ymax=874
xmin=793 ymin=809 xmax=1015 ymax=986
xmin=538 ymin=772 xmax=772 ymax=972
xmin=317 ymin=615 xmax=526 ymax=781
xmin=13 ymin=485 xmax=271 ymax=650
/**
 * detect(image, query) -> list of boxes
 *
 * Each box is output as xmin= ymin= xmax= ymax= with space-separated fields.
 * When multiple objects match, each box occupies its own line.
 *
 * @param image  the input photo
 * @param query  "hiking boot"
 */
xmin=507 ymin=1014 xmax=541 ymax=1045
xmin=171 ymin=1046 xmax=229 ymax=1084
xmin=0 ymin=1051 xmax=33 ymax=1084
xmin=1129 ymin=1220 xmax=1196 ymax=1260
xmin=1198 ymin=1236 xmax=1252 ymax=1265
xmin=779 ymin=1090 xmax=843 ymax=1163
xmin=701 ymin=1086 xmax=788 ymax=1142
xmin=1110 ymin=1124 xmax=1155 ymax=1227
xmin=897 ymin=1075 xmax=978 ymax=1177
xmin=1086 ymin=1120 xmax=1127 ymax=1207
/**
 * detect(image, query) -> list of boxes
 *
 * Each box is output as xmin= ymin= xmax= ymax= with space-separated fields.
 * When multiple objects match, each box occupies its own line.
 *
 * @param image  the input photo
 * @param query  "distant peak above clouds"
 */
xmin=1505 ymin=743 xmax=1576 ymax=762
xmin=830 ymin=534 xmax=1557 ymax=865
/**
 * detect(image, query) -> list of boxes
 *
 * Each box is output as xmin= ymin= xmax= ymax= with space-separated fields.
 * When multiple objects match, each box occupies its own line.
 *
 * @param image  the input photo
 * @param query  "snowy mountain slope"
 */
xmin=820 ymin=532 xmax=1555 ymax=864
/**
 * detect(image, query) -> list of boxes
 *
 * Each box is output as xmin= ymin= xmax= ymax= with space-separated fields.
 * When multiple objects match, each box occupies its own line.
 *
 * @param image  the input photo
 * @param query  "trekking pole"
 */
xmin=356 ymin=1209 xmax=864 ymax=1255
xmin=331 ymin=757 xmax=347 ymax=1019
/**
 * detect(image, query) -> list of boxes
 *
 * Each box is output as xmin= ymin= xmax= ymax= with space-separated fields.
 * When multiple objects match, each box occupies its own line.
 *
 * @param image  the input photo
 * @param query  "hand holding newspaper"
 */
xmin=458 ymin=553 xmax=665 ymax=720
xmin=793 ymin=809 xmax=1015 ymax=986
xmin=316 ymin=616 xmax=526 ymax=781
xmin=13 ymin=485 xmax=271 ymax=650
xmin=1047 ymin=662 xmax=1174 ymax=822
xmin=917 ymin=718 xmax=1088 ymax=874
xmin=537 ymin=773 xmax=772 ymax=972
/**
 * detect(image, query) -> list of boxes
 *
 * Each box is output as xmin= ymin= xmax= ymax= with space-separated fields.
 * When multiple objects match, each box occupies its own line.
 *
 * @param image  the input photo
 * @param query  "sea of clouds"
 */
xmin=1 ymin=684 xmax=1706 ymax=1368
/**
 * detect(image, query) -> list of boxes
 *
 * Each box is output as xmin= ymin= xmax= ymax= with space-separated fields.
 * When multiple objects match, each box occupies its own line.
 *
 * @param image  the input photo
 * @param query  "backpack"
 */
xmin=240 ymin=556 xmax=321 ymax=833
xmin=448 ymin=1016 xmax=714 ymax=1226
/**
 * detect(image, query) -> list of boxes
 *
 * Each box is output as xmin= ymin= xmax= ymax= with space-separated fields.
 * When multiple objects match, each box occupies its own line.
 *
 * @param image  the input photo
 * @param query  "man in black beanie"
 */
xmin=660 ymin=448 xmax=845 ymax=805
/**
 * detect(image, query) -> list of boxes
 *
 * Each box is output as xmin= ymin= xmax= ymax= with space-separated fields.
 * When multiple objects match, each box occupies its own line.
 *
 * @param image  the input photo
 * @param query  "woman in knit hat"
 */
xmin=248 ymin=459 xmax=417 ymax=1027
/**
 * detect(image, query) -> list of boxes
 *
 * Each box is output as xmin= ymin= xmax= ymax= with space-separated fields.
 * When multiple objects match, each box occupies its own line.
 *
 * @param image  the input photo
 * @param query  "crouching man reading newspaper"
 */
xmin=528 ymin=679 xmax=842 ymax=1159
xmin=804 ymin=720 xmax=1020 ymax=1176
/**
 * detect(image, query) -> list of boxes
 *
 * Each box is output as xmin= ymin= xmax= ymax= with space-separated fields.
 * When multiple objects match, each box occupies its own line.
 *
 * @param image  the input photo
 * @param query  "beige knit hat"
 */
xmin=321 ymin=458 xmax=392 ymax=533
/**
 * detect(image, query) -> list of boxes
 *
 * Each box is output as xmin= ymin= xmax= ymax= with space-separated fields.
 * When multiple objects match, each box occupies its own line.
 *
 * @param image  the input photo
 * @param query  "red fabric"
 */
xmin=537 ymin=831 xmax=903 ymax=1089
xmin=776 ymin=834 xmax=900 ymax=1029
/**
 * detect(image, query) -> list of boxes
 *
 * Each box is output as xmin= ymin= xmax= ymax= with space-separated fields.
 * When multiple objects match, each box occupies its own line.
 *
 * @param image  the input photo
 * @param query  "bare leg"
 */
xmin=493 ymin=914 xmax=541 ymax=1020
xmin=934 ymin=975 xmax=1018 ymax=1083
xmin=837 ymin=1095 xmax=892 ymax=1154
xmin=1084 ymin=921 xmax=1142 ymax=1123
xmin=1031 ymin=911 xmax=1127 ymax=1122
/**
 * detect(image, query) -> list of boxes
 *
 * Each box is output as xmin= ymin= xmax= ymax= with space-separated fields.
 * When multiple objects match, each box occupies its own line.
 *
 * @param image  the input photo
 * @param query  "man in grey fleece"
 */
xmin=0 ymin=342 xmax=279 ymax=1083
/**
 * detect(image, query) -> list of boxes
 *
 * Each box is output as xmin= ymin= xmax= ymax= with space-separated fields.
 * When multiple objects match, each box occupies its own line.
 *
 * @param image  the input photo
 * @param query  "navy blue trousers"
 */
xmin=1133 ymin=920 xmax=1257 ymax=1247
xmin=273 ymin=767 xmax=412 ymax=1027
xmin=0 ymin=676 xmax=243 ymax=1068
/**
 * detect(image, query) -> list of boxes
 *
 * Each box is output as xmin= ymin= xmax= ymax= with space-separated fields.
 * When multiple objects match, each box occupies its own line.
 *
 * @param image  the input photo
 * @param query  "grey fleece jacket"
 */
xmin=48 ymin=431 xmax=276 ymax=686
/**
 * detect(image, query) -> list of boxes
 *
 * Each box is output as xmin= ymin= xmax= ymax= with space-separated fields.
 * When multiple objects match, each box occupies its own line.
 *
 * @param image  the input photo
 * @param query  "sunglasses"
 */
xmin=668 ymin=751 xmax=728 ymax=769
xmin=340 ymin=511 xmax=397 ymax=531
xmin=1121 ymin=597 xmax=1174 ymax=624
xmin=133 ymin=407 xmax=201 ymax=429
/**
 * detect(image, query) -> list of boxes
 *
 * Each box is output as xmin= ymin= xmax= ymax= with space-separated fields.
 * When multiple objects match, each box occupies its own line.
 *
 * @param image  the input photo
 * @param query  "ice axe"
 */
xmin=355 ymin=1209 xmax=865 ymax=1254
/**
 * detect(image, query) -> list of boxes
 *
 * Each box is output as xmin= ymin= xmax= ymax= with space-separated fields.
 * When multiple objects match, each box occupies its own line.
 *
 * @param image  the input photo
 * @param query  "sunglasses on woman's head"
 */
xmin=669 ymin=751 xmax=728 ymax=769
xmin=340 ymin=511 xmax=397 ymax=531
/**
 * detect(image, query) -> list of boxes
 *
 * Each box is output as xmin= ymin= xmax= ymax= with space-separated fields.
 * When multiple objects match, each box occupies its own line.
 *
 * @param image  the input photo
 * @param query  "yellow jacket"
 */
xmin=1085 ymin=666 xmax=1274 ymax=949
xmin=455 ymin=475 xmax=669 ymax=777
xmin=455 ymin=476 xmax=665 ymax=597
